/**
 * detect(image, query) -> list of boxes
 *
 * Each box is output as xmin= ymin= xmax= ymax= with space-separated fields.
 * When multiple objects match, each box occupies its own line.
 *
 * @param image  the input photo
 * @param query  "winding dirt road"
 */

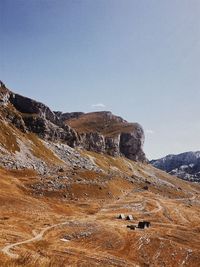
xmin=1 ymin=221 xmax=70 ymax=258
xmin=1 ymin=193 xmax=196 ymax=260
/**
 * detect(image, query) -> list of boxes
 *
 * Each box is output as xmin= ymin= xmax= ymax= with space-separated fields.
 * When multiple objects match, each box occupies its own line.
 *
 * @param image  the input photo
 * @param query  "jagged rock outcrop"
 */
xmin=9 ymin=93 xmax=58 ymax=124
xmin=0 ymin=81 xmax=146 ymax=162
xmin=0 ymin=86 xmax=79 ymax=147
xmin=105 ymin=135 xmax=120 ymax=156
xmin=55 ymin=112 xmax=84 ymax=121
xmin=66 ymin=111 xmax=146 ymax=162
xmin=0 ymin=83 xmax=27 ymax=132
xmin=80 ymin=132 xmax=106 ymax=153
xmin=0 ymin=81 xmax=10 ymax=106
xmin=120 ymin=125 xmax=145 ymax=161
xmin=23 ymin=115 xmax=79 ymax=147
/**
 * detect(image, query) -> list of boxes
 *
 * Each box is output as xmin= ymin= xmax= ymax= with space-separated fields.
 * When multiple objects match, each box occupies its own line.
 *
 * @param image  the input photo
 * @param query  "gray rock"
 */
xmin=80 ymin=132 xmax=106 ymax=153
xmin=105 ymin=135 xmax=120 ymax=156
xmin=9 ymin=93 xmax=57 ymax=124
xmin=0 ymin=82 xmax=147 ymax=175
xmin=55 ymin=111 xmax=84 ymax=121
xmin=23 ymin=115 xmax=78 ymax=147
xmin=119 ymin=124 xmax=146 ymax=162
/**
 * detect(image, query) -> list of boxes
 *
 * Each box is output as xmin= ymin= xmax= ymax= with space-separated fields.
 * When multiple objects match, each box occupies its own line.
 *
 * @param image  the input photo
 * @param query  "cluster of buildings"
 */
xmin=117 ymin=214 xmax=151 ymax=230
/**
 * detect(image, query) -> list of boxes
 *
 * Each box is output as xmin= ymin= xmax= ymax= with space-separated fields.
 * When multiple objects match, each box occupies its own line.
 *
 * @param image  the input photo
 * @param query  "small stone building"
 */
xmin=138 ymin=221 xmax=151 ymax=229
xmin=118 ymin=214 xmax=125 ymax=219
xmin=126 ymin=215 xmax=133 ymax=220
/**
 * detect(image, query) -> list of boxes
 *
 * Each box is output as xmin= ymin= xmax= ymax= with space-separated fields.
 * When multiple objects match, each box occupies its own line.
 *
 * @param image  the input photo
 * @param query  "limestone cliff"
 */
xmin=0 ymin=81 xmax=146 ymax=162
xmin=65 ymin=111 xmax=146 ymax=162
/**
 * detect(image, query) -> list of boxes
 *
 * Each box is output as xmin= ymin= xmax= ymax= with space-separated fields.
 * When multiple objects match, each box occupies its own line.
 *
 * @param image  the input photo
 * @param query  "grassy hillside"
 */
xmin=66 ymin=112 xmax=139 ymax=137
xmin=0 ymin=154 xmax=200 ymax=267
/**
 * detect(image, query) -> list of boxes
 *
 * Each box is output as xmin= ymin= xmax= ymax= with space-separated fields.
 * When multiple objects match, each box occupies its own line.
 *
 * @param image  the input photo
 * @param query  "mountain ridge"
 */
xmin=0 ymin=81 xmax=200 ymax=266
xmin=0 ymin=81 xmax=146 ymax=173
xmin=151 ymin=151 xmax=200 ymax=182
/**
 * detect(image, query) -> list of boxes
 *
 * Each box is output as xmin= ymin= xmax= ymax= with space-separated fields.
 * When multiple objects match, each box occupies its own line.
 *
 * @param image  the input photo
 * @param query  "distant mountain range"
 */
xmin=151 ymin=151 xmax=200 ymax=182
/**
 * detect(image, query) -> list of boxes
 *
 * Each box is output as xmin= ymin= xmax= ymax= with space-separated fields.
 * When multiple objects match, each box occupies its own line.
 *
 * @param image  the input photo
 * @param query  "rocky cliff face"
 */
xmin=120 ymin=127 xmax=145 ymax=161
xmin=65 ymin=111 xmax=146 ymax=162
xmin=10 ymin=93 xmax=58 ymax=124
xmin=151 ymin=151 xmax=200 ymax=182
xmin=55 ymin=111 xmax=84 ymax=121
xmin=23 ymin=115 xmax=78 ymax=147
xmin=0 ymin=81 xmax=10 ymax=106
xmin=0 ymin=83 xmax=79 ymax=147
xmin=0 ymin=82 xmax=146 ymax=162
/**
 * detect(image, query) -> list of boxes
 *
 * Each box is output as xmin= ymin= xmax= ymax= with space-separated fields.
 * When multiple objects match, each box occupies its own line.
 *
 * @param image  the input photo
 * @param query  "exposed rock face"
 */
xmin=0 ymin=84 xmax=27 ymax=132
xmin=105 ymin=135 xmax=120 ymax=156
xmin=80 ymin=132 xmax=105 ymax=153
xmin=10 ymin=93 xmax=57 ymax=124
xmin=151 ymin=151 xmax=200 ymax=182
xmin=66 ymin=111 xmax=146 ymax=162
xmin=0 ymin=82 xmax=10 ymax=106
xmin=120 ymin=125 xmax=145 ymax=161
xmin=5 ymin=90 xmax=79 ymax=147
xmin=23 ymin=115 xmax=78 ymax=147
xmin=0 ymin=81 xmax=146 ymax=163
xmin=55 ymin=112 xmax=84 ymax=121
xmin=78 ymin=132 xmax=122 ymax=157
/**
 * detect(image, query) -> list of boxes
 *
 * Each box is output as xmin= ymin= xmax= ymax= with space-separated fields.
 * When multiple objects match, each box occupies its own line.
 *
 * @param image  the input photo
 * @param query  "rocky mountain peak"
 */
xmin=0 ymin=82 xmax=146 ymax=167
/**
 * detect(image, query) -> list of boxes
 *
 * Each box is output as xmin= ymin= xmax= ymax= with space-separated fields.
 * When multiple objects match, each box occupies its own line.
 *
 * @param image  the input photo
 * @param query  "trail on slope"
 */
xmin=1 ymin=191 xmax=197 ymax=259
xmin=1 ymin=221 xmax=70 ymax=258
xmin=142 ymin=199 xmax=163 ymax=215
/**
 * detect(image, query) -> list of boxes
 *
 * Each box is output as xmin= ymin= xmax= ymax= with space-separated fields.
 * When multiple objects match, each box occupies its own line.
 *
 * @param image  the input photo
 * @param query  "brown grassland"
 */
xmin=66 ymin=112 xmax=138 ymax=137
xmin=0 ymin=152 xmax=200 ymax=267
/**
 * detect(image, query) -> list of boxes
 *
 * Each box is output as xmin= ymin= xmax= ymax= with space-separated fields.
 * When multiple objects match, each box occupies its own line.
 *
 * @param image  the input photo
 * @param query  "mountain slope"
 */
xmin=0 ymin=81 xmax=200 ymax=266
xmin=0 ymin=82 xmax=146 ymax=173
xmin=62 ymin=111 xmax=146 ymax=161
xmin=0 ymin=157 xmax=200 ymax=267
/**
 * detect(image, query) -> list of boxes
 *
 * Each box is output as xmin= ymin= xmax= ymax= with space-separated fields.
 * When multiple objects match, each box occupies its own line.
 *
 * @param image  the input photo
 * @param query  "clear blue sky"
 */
xmin=1 ymin=0 xmax=200 ymax=159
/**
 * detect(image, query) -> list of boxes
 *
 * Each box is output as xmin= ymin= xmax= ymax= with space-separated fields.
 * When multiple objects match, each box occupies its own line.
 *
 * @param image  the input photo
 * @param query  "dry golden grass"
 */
xmin=0 ymin=154 xmax=200 ymax=267
xmin=0 ymin=120 xmax=20 ymax=153
xmin=81 ymin=150 xmax=139 ymax=174
xmin=28 ymin=133 xmax=64 ymax=165
xmin=66 ymin=112 xmax=138 ymax=137
xmin=0 ymin=113 xmax=64 ymax=168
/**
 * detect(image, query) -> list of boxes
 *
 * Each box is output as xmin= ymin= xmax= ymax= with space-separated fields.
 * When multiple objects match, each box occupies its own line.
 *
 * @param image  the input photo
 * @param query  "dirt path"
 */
xmin=1 ymin=221 xmax=70 ymax=258
xmin=1 ymin=192 xmax=197 ymax=259
xmin=143 ymin=199 xmax=163 ymax=215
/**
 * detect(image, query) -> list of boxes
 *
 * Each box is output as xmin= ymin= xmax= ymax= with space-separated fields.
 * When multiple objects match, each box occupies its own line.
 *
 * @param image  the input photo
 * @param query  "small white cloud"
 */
xmin=146 ymin=129 xmax=155 ymax=134
xmin=91 ymin=103 xmax=106 ymax=108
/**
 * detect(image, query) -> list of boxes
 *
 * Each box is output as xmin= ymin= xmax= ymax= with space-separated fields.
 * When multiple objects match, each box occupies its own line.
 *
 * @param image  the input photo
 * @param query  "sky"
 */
xmin=1 ymin=0 xmax=200 ymax=159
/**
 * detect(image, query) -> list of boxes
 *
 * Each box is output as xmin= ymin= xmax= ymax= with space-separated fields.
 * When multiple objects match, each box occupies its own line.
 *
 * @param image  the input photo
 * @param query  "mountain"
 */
xmin=0 ymin=81 xmax=200 ymax=267
xmin=0 ymin=81 xmax=146 ymax=174
xmin=151 ymin=151 xmax=200 ymax=182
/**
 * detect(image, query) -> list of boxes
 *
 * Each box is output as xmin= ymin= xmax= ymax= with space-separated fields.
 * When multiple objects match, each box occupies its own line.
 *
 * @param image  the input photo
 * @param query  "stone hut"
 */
xmin=118 ymin=214 xmax=125 ymax=219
